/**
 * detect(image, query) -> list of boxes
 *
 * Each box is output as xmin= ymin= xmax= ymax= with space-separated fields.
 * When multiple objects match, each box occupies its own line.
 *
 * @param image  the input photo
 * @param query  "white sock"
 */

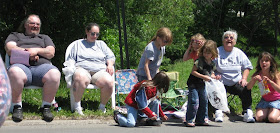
xmin=12 ymin=102 xmax=22 ymax=107
xmin=74 ymin=101 xmax=81 ymax=109
xmin=42 ymin=101 xmax=51 ymax=107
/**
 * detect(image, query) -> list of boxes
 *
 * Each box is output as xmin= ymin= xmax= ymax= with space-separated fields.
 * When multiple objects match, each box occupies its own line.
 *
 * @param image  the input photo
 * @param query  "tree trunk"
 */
xmin=273 ymin=0 xmax=279 ymax=56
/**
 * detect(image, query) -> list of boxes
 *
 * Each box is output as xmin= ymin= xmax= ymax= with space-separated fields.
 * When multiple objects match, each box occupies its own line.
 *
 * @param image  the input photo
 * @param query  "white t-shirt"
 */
xmin=214 ymin=46 xmax=253 ymax=86
xmin=68 ymin=39 xmax=115 ymax=72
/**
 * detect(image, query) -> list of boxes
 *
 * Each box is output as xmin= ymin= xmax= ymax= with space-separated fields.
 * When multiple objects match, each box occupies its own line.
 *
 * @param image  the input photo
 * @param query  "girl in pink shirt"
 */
xmin=247 ymin=52 xmax=280 ymax=123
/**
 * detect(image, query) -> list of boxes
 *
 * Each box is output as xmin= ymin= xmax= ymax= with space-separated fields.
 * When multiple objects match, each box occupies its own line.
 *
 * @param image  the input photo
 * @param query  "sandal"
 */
xmin=183 ymin=122 xmax=195 ymax=127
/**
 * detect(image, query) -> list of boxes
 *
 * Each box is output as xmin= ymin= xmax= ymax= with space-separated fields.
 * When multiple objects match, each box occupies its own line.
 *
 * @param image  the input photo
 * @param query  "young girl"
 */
xmin=185 ymin=40 xmax=218 ymax=127
xmin=114 ymin=71 xmax=170 ymax=127
xmin=136 ymin=27 xmax=173 ymax=82
xmin=247 ymin=52 xmax=280 ymax=123
xmin=183 ymin=33 xmax=206 ymax=61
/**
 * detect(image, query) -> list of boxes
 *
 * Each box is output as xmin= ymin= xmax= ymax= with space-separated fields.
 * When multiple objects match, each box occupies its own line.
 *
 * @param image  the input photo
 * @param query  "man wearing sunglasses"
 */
xmin=4 ymin=14 xmax=61 ymax=123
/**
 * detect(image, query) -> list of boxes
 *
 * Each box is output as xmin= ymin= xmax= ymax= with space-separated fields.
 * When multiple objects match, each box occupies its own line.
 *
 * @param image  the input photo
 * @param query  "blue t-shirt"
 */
xmin=136 ymin=41 xmax=165 ymax=78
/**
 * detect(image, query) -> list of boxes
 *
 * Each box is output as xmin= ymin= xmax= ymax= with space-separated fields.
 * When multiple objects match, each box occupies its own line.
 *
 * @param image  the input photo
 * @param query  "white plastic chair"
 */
xmin=64 ymin=42 xmax=116 ymax=112
xmin=5 ymin=53 xmax=58 ymax=112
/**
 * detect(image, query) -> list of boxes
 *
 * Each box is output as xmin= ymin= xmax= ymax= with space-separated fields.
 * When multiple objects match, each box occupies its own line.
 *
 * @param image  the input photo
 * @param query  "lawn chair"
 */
xmin=115 ymin=69 xmax=138 ymax=107
xmin=5 ymin=53 xmax=59 ymax=112
xmin=64 ymin=43 xmax=116 ymax=111
xmin=161 ymin=71 xmax=186 ymax=111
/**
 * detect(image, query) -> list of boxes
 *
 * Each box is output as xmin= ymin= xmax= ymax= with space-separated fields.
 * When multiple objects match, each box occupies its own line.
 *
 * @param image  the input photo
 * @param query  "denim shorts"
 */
xmin=9 ymin=63 xmax=58 ymax=87
xmin=256 ymin=98 xmax=280 ymax=109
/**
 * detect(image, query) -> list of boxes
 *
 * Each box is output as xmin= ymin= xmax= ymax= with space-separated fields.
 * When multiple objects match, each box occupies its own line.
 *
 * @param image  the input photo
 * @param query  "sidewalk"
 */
xmin=3 ymin=113 xmax=237 ymax=127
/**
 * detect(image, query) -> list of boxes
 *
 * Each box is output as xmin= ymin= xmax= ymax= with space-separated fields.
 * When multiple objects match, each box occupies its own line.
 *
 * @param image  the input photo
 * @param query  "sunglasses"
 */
xmin=224 ymin=36 xmax=234 ymax=40
xmin=90 ymin=32 xmax=100 ymax=37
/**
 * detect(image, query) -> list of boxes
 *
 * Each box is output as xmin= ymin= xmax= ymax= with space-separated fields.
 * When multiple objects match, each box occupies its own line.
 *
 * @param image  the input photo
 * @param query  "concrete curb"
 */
xmin=3 ymin=119 xmax=115 ymax=126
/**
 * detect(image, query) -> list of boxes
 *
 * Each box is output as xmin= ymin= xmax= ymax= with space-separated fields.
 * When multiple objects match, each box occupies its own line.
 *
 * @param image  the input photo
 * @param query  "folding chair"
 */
xmin=161 ymin=71 xmax=185 ymax=111
xmin=5 ymin=53 xmax=59 ymax=112
xmin=64 ymin=43 xmax=116 ymax=112
xmin=115 ymin=69 xmax=138 ymax=107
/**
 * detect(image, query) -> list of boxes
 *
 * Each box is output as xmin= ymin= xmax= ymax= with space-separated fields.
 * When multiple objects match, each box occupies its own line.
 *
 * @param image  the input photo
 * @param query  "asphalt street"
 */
xmin=1 ymin=116 xmax=280 ymax=133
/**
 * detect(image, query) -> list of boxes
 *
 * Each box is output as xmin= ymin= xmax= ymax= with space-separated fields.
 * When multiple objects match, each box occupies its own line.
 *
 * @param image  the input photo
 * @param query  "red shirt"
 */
xmin=124 ymin=81 xmax=165 ymax=118
xmin=189 ymin=51 xmax=198 ymax=61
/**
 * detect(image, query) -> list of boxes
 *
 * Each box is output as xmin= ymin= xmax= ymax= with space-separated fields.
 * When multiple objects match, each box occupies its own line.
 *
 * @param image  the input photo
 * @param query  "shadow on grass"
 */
xmin=55 ymin=96 xmax=100 ymax=111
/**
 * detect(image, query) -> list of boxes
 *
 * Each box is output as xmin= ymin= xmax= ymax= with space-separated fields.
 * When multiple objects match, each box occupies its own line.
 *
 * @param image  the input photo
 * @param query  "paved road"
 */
xmin=1 ymin=116 xmax=280 ymax=133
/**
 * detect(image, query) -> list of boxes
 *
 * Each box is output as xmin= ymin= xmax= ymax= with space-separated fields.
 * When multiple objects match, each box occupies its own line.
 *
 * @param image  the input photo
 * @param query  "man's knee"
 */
xmin=44 ymin=69 xmax=61 ymax=82
xmin=8 ymin=67 xmax=25 ymax=77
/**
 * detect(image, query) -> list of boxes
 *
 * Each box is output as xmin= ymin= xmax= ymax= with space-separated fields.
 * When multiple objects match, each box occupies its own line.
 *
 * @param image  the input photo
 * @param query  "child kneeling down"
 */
xmin=114 ymin=71 xmax=170 ymax=127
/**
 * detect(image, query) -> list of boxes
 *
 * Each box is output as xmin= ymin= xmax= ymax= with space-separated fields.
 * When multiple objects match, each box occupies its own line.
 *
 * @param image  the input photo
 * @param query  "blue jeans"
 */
xmin=186 ymin=87 xmax=208 ymax=123
xmin=118 ymin=100 xmax=160 ymax=127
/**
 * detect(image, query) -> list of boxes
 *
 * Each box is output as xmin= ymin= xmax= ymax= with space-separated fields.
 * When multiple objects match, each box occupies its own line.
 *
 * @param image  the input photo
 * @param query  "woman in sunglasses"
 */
xmin=66 ymin=23 xmax=115 ymax=115
xmin=136 ymin=27 xmax=173 ymax=82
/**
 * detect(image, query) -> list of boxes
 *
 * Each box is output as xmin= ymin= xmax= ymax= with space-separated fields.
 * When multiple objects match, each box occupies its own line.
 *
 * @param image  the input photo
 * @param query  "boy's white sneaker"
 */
xmin=215 ymin=110 xmax=224 ymax=122
xmin=243 ymin=109 xmax=255 ymax=123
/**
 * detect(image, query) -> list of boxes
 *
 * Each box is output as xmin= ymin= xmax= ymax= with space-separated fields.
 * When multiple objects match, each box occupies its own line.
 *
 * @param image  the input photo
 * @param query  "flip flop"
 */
xmin=183 ymin=122 xmax=195 ymax=127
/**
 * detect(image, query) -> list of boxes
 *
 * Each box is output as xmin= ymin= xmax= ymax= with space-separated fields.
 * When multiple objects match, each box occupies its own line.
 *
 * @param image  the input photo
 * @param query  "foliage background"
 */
xmin=0 ymin=0 xmax=279 ymax=74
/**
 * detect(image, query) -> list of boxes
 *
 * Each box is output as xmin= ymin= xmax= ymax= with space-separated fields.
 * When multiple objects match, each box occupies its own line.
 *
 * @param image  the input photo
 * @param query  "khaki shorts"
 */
xmin=74 ymin=67 xmax=111 ymax=84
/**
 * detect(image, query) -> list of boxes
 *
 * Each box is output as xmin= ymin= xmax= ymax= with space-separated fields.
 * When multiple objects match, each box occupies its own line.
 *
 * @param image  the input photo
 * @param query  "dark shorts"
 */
xmin=9 ymin=63 xmax=58 ymax=87
xmin=256 ymin=98 xmax=280 ymax=110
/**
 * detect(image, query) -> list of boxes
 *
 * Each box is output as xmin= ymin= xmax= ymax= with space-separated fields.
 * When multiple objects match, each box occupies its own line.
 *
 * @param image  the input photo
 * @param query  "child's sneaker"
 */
xmin=215 ymin=110 xmax=224 ymax=122
xmin=146 ymin=119 xmax=162 ymax=126
xmin=243 ymin=109 xmax=255 ymax=123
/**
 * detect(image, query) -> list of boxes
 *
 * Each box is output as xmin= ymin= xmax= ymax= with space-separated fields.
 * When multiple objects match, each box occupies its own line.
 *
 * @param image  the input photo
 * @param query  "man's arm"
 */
xmin=5 ymin=41 xmax=55 ymax=59
xmin=25 ymin=46 xmax=55 ymax=59
xmin=5 ymin=41 xmax=25 ymax=55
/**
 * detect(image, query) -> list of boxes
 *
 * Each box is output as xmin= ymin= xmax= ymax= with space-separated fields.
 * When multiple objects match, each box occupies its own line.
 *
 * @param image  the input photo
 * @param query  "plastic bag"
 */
xmin=173 ymin=101 xmax=188 ymax=118
xmin=205 ymin=79 xmax=230 ymax=113
xmin=62 ymin=60 xmax=76 ymax=88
